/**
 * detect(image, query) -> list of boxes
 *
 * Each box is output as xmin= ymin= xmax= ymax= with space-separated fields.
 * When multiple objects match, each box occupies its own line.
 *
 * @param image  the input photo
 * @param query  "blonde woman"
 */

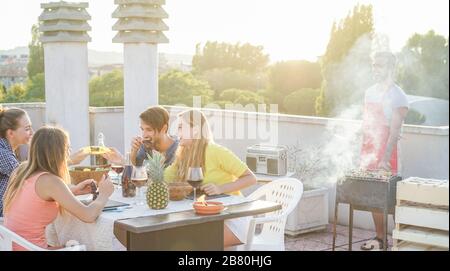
xmin=0 ymin=106 xmax=96 ymax=218
xmin=2 ymin=126 xmax=114 ymax=250
xmin=164 ymin=109 xmax=257 ymax=248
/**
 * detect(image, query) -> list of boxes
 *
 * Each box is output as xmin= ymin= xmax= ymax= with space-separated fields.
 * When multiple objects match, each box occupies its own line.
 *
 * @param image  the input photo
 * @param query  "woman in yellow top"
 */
xmin=164 ymin=109 xmax=257 ymax=248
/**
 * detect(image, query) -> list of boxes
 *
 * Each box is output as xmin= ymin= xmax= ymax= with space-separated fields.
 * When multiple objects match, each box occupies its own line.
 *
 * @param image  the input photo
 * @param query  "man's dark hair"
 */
xmin=139 ymin=106 xmax=170 ymax=132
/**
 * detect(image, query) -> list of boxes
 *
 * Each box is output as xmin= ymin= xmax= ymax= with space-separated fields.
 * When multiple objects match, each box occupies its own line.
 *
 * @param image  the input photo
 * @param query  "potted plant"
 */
xmin=284 ymin=143 xmax=330 ymax=236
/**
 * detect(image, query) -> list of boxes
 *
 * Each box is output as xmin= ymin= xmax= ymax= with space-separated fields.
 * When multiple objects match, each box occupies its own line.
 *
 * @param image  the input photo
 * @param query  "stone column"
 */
xmin=39 ymin=2 xmax=91 ymax=154
xmin=112 ymin=0 xmax=169 ymax=152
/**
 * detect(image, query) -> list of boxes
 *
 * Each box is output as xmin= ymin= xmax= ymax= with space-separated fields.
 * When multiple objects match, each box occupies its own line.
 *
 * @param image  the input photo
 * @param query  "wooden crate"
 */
xmin=393 ymin=178 xmax=449 ymax=251
xmin=397 ymin=178 xmax=449 ymax=206
xmin=392 ymin=240 xmax=447 ymax=251
xmin=395 ymin=204 xmax=449 ymax=231
xmin=393 ymin=225 xmax=449 ymax=249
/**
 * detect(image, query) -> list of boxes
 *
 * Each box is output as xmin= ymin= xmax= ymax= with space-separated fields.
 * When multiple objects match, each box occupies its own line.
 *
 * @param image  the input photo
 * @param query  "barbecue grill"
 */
xmin=332 ymin=171 xmax=402 ymax=251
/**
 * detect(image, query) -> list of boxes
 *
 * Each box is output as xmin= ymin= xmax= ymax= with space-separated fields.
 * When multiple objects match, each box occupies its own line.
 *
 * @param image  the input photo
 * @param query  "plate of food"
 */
xmin=193 ymin=201 xmax=225 ymax=215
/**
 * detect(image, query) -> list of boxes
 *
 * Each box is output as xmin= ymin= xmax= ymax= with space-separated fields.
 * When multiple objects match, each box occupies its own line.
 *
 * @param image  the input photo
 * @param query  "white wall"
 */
xmin=9 ymin=103 xmax=449 ymax=231
xmin=2 ymin=103 xmax=46 ymax=132
xmin=89 ymin=106 xmax=124 ymax=165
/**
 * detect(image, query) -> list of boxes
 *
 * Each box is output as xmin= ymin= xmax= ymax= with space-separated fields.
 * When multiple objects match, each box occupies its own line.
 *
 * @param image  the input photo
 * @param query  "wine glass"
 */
xmin=187 ymin=167 xmax=204 ymax=202
xmin=111 ymin=163 xmax=124 ymax=188
xmin=131 ymin=165 xmax=148 ymax=206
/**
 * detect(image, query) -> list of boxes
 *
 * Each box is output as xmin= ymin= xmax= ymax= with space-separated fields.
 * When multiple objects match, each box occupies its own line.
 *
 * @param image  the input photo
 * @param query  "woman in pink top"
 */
xmin=2 ymin=126 xmax=114 ymax=250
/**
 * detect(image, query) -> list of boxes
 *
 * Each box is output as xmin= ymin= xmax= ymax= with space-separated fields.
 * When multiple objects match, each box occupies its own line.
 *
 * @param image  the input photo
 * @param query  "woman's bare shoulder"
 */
xmin=36 ymin=173 xmax=65 ymax=187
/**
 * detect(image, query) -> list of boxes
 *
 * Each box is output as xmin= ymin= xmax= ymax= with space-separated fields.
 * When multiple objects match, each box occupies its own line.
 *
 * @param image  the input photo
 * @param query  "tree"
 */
xmin=219 ymin=88 xmax=265 ymax=105
xmin=3 ymin=84 xmax=27 ymax=103
xmin=89 ymin=70 xmax=124 ymax=106
xmin=199 ymin=68 xmax=267 ymax=98
xmin=192 ymin=41 xmax=269 ymax=73
xmin=284 ymin=88 xmax=320 ymax=116
xmin=397 ymin=31 xmax=449 ymax=100
xmin=266 ymin=60 xmax=322 ymax=109
xmin=316 ymin=4 xmax=374 ymax=116
xmin=269 ymin=61 xmax=322 ymax=94
xmin=159 ymin=70 xmax=213 ymax=106
xmin=25 ymin=73 xmax=45 ymax=102
xmin=0 ymin=82 xmax=5 ymax=101
xmin=27 ymin=24 xmax=44 ymax=79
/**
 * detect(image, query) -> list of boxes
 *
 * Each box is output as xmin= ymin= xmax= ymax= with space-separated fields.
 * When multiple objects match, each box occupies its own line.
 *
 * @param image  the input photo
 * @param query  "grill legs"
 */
xmin=333 ymin=202 xmax=389 ymax=251
xmin=383 ymin=209 xmax=388 ymax=251
xmin=349 ymin=205 xmax=354 ymax=251
xmin=332 ymin=200 xmax=338 ymax=251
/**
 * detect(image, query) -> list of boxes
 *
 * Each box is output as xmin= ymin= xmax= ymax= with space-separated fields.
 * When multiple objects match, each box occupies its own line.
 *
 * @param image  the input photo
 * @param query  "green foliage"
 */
xmin=269 ymin=61 xmax=322 ymax=94
xmin=3 ymin=84 xmax=27 ymax=103
xmin=405 ymin=108 xmax=426 ymax=125
xmin=200 ymin=68 xmax=267 ymax=96
xmin=317 ymin=4 xmax=374 ymax=116
xmin=0 ymin=83 xmax=5 ymax=101
xmin=283 ymin=88 xmax=320 ymax=116
xmin=315 ymin=82 xmax=328 ymax=117
xmin=397 ymin=31 xmax=449 ymax=100
xmin=219 ymin=88 xmax=265 ymax=106
xmin=146 ymin=151 xmax=165 ymax=182
xmin=266 ymin=60 xmax=322 ymax=110
xmin=322 ymin=5 xmax=374 ymax=65
xmin=89 ymin=70 xmax=124 ymax=106
xmin=27 ymin=24 xmax=44 ymax=79
xmin=159 ymin=70 xmax=213 ymax=106
xmin=25 ymin=73 xmax=45 ymax=102
xmin=192 ymin=41 xmax=269 ymax=73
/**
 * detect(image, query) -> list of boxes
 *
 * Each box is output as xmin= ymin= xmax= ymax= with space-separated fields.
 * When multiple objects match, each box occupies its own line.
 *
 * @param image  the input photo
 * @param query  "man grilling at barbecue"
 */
xmin=359 ymin=52 xmax=409 ymax=250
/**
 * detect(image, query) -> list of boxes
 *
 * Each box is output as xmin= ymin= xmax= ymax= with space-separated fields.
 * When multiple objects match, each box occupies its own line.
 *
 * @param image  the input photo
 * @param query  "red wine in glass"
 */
xmin=187 ymin=179 xmax=203 ymax=189
xmin=121 ymin=164 xmax=135 ymax=197
xmin=187 ymin=167 xmax=204 ymax=201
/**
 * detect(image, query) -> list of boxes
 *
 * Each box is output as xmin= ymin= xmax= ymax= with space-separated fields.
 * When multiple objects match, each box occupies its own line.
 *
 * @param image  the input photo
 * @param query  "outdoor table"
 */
xmin=46 ymin=188 xmax=280 ymax=251
xmin=114 ymin=199 xmax=281 ymax=251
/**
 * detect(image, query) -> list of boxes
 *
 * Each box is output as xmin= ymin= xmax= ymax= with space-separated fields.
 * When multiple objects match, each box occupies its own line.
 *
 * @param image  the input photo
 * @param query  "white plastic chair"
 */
xmin=238 ymin=178 xmax=303 ymax=251
xmin=0 ymin=224 xmax=86 ymax=251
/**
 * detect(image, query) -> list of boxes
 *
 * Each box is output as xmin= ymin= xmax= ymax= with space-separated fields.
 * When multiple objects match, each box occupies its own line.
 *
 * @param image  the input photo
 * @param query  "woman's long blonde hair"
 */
xmin=3 ymin=126 xmax=70 ymax=214
xmin=174 ymin=110 xmax=213 ymax=182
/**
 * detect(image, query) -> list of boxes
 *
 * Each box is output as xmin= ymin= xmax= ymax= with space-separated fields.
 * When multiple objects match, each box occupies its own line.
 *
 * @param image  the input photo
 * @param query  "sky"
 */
xmin=0 ymin=0 xmax=448 ymax=62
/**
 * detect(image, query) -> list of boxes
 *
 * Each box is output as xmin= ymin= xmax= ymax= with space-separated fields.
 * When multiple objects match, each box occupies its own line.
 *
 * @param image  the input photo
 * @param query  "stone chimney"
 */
xmin=112 ymin=0 xmax=169 ymax=152
xmin=39 ymin=1 xmax=91 ymax=156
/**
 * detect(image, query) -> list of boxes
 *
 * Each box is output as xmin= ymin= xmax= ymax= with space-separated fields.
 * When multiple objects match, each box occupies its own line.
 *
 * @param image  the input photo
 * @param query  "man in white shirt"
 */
xmin=360 ymin=52 xmax=409 ymax=250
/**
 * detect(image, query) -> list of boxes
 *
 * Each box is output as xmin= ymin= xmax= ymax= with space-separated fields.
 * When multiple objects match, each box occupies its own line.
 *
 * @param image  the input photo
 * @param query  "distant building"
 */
xmin=0 ymin=52 xmax=29 ymax=89
xmin=0 ymin=63 xmax=28 ymax=89
xmin=0 ymin=54 xmax=28 ymax=65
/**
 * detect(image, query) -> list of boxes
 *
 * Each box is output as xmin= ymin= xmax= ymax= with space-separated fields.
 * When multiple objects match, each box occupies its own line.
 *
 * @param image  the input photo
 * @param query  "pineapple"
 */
xmin=145 ymin=151 xmax=169 ymax=209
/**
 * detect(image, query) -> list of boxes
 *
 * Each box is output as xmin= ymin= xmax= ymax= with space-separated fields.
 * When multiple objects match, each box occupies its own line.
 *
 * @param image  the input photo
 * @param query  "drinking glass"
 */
xmin=187 ymin=167 xmax=204 ymax=201
xmin=111 ymin=163 xmax=124 ymax=188
xmin=131 ymin=166 xmax=148 ymax=205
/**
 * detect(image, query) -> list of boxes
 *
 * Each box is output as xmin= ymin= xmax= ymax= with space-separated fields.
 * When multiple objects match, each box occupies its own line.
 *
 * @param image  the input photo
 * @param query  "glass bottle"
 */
xmin=121 ymin=152 xmax=136 ymax=197
xmin=93 ymin=132 xmax=108 ymax=166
